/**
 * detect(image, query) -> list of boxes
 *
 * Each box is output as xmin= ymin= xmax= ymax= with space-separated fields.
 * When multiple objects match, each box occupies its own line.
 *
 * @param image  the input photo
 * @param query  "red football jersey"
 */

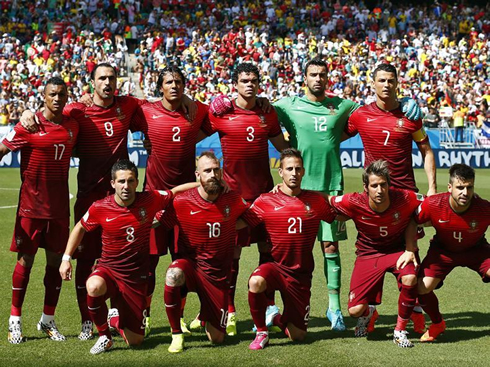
xmin=242 ymin=189 xmax=336 ymax=283
xmin=346 ymin=102 xmax=427 ymax=192
xmin=158 ymin=188 xmax=248 ymax=285
xmin=2 ymin=112 xmax=78 ymax=219
xmin=331 ymin=188 xmax=423 ymax=257
xmin=81 ymin=190 xmax=173 ymax=284
xmin=415 ymin=192 xmax=490 ymax=253
xmin=64 ymin=96 xmax=144 ymax=198
xmin=208 ymin=101 xmax=282 ymax=201
xmin=137 ymin=100 xmax=211 ymax=190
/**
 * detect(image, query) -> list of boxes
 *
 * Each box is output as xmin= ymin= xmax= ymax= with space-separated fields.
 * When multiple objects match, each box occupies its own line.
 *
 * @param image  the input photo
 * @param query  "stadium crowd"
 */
xmin=0 ymin=0 xmax=489 ymax=127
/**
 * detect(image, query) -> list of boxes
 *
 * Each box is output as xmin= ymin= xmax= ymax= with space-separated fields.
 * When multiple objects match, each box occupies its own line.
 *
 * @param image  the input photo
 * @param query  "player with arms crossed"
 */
xmin=345 ymin=62 xmax=437 ymax=333
xmin=134 ymin=65 xmax=211 ymax=335
xmin=329 ymin=160 xmax=423 ymax=348
xmin=158 ymin=152 xmax=248 ymax=353
xmin=1 ymin=77 xmax=78 ymax=344
xmin=59 ymin=160 xmax=198 ymax=354
xmin=239 ymin=148 xmax=336 ymax=349
xmin=21 ymin=63 xmax=147 ymax=340
xmin=204 ymin=63 xmax=288 ymax=335
xmin=411 ymin=164 xmax=490 ymax=342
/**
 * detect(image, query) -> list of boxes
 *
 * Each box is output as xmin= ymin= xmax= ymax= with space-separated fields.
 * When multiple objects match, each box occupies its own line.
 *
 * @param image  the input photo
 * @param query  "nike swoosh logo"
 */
xmin=274 ymin=206 xmax=285 ymax=211
xmin=77 ymin=286 xmax=86 ymax=289
xmin=361 ymin=216 xmax=372 ymax=220
xmin=56 ymin=287 xmax=62 ymax=290
xmin=165 ymin=304 xmax=177 ymax=308
xmin=12 ymin=287 xmax=24 ymax=290
xmin=106 ymin=217 xmax=119 ymax=222
xmin=438 ymin=219 xmax=450 ymax=223
xmin=190 ymin=210 xmax=201 ymax=215
xmin=228 ymin=116 xmax=240 ymax=120
xmin=367 ymin=118 xmax=377 ymax=122
xmin=332 ymin=268 xmax=339 ymax=272
xmin=152 ymin=114 xmax=165 ymax=119
xmin=39 ymin=132 xmax=48 ymax=136
xmin=402 ymin=302 xmax=414 ymax=307
xmin=294 ymin=106 xmax=306 ymax=110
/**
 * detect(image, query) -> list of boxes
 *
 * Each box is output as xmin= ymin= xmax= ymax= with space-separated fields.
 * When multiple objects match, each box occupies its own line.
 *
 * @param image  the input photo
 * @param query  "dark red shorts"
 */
xmin=149 ymin=225 xmax=176 ymax=256
xmin=420 ymin=245 xmax=490 ymax=282
xmin=73 ymin=193 xmax=108 ymax=260
xmin=89 ymin=266 xmax=147 ymax=336
xmin=11 ymin=216 xmax=69 ymax=255
xmin=251 ymin=262 xmax=311 ymax=331
xmin=168 ymin=258 xmax=227 ymax=333
xmin=348 ymin=252 xmax=417 ymax=309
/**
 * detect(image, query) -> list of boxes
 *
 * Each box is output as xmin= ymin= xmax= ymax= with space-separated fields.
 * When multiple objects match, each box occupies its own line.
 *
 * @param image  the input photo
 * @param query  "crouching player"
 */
xmin=238 ymin=148 xmax=336 ymax=349
xmin=158 ymin=152 xmax=248 ymax=353
xmin=59 ymin=160 xmax=197 ymax=354
xmin=413 ymin=164 xmax=490 ymax=342
xmin=328 ymin=160 xmax=423 ymax=348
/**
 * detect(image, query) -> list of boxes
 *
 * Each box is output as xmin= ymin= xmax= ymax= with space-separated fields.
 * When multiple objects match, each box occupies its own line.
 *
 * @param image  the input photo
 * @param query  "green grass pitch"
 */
xmin=0 ymin=168 xmax=489 ymax=366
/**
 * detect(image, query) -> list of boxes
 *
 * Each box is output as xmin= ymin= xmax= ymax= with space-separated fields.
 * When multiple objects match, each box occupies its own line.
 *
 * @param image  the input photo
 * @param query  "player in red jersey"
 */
xmin=346 ymin=63 xmax=436 ymax=194
xmin=59 ymin=160 xmax=198 ymax=355
xmin=158 ymin=151 xmax=248 ymax=353
xmin=411 ymin=164 xmax=490 ymax=342
xmin=133 ymin=66 xmax=212 ymax=335
xmin=329 ymin=160 xmax=423 ymax=348
xmin=204 ymin=63 xmax=288 ymax=335
xmin=240 ymin=148 xmax=336 ymax=350
xmin=345 ymin=62 xmax=437 ymax=333
xmin=1 ymin=77 xmax=78 ymax=344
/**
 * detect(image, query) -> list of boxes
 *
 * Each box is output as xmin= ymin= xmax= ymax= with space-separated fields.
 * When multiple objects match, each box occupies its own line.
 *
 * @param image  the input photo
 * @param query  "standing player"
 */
xmin=1 ymin=77 xmax=78 ymax=344
xmin=22 ymin=63 xmax=147 ymax=340
xmin=329 ymin=160 xmax=422 ymax=348
xmin=159 ymin=152 xmax=248 ymax=353
xmin=345 ymin=62 xmax=437 ymax=332
xmin=412 ymin=164 xmax=490 ymax=342
xmin=240 ymin=148 xmax=336 ymax=350
xmin=205 ymin=63 xmax=288 ymax=335
xmin=134 ymin=65 xmax=211 ymax=335
xmin=59 ymin=160 xmax=197 ymax=354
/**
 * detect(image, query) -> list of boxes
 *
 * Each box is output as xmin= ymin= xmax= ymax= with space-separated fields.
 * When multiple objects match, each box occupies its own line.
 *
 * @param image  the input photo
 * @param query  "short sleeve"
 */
xmin=80 ymin=204 xmax=101 ymax=232
xmin=1 ymin=124 xmax=30 ymax=152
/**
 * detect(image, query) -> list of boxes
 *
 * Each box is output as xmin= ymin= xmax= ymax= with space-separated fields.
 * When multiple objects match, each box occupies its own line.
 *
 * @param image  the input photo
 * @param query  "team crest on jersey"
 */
xmin=469 ymin=219 xmax=478 ymax=232
xmin=392 ymin=211 xmax=401 ymax=223
xmin=116 ymin=106 xmax=126 ymax=120
xmin=258 ymin=115 xmax=267 ymax=128
xmin=305 ymin=202 xmax=312 ymax=216
xmin=67 ymin=129 xmax=74 ymax=142
xmin=224 ymin=205 xmax=231 ymax=219
xmin=326 ymin=103 xmax=337 ymax=115
xmin=394 ymin=118 xmax=407 ymax=132
xmin=15 ymin=236 xmax=22 ymax=247
xmin=139 ymin=208 xmax=147 ymax=223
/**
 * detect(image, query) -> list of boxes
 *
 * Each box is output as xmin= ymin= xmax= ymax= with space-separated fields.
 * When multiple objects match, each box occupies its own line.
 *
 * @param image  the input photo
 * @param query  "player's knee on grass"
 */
xmin=86 ymin=275 xmax=107 ymax=297
xmin=45 ymin=250 xmax=63 ymax=267
xmin=249 ymin=275 xmax=267 ymax=293
xmin=17 ymin=253 xmax=35 ymax=268
xmin=287 ymin=323 xmax=306 ymax=342
xmin=165 ymin=267 xmax=185 ymax=287
xmin=401 ymin=274 xmax=417 ymax=287
xmin=205 ymin=322 xmax=225 ymax=344
xmin=124 ymin=329 xmax=144 ymax=346
xmin=348 ymin=304 xmax=367 ymax=318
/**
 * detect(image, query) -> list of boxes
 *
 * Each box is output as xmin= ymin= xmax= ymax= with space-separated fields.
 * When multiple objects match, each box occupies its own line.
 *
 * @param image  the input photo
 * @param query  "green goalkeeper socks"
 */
xmin=324 ymin=252 xmax=342 ymax=311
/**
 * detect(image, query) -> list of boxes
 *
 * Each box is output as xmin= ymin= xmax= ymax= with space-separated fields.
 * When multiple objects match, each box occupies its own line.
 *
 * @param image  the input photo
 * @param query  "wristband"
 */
xmin=62 ymin=254 xmax=71 ymax=262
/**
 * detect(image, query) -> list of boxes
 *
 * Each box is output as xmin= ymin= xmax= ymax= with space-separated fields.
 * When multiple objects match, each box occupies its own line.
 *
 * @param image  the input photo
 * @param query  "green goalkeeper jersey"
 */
xmin=274 ymin=96 xmax=359 ymax=192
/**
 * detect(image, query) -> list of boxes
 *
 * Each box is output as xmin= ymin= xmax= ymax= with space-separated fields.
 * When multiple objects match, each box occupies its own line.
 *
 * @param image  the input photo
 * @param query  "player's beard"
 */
xmin=202 ymin=178 xmax=223 ymax=195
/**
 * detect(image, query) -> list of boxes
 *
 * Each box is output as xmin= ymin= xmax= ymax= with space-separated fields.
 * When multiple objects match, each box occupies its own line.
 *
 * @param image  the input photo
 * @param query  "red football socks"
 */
xmin=11 ymin=262 xmax=31 ymax=316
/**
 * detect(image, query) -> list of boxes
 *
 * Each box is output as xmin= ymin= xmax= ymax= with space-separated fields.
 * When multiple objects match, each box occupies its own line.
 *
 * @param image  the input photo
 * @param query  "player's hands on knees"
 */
xmin=209 ymin=94 xmax=232 ymax=116
xmin=396 ymin=250 xmax=418 ymax=270
xmin=20 ymin=110 xmax=39 ymax=133
xmin=400 ymin=97 xmax=422 ymax=121
xmin=80 ymin=93 xmax=94 ymax=107
xmin=59 ymin=260 xmax=73 ymax=281
xmin=181 ymin=94 xmax=197 ymax=121
xmin=256 ymin=97 xmax=272 ymax=114
xmin=270 ymin=183 xmax=283 ymax=194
